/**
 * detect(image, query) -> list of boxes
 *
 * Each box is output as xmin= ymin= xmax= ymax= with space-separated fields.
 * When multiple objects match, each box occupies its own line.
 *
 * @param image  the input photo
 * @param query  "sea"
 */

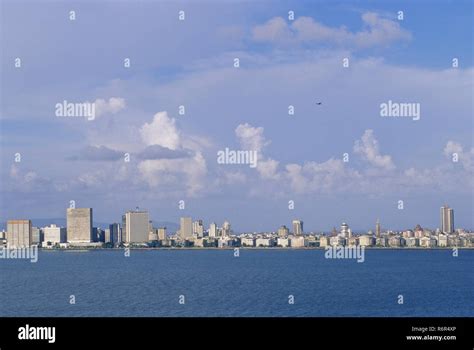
xmin=0 ymin=249 xmax=472 ymax=317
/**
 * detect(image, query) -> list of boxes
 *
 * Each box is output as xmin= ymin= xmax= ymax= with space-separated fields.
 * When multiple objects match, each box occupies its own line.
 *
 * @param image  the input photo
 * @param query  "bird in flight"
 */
xmin=316 ymin=102 xmax=322 ymax=105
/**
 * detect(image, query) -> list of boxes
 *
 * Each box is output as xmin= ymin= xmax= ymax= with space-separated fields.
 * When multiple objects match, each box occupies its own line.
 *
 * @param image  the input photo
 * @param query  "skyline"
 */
xmin=1 ymin=203 xmax=468 ymax=234
xmin=1 ymin=1 xmax=473 ymax=231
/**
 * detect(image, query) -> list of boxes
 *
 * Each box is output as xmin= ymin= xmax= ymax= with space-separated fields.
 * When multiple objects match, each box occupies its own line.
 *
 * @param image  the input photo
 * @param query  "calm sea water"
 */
xmin=0 ymin=249 xmax=472 ymax=317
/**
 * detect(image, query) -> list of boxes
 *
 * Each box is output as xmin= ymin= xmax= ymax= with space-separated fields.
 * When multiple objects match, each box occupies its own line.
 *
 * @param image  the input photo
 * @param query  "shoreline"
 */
xmin=36 ymin=246 xmax=474 ymax=251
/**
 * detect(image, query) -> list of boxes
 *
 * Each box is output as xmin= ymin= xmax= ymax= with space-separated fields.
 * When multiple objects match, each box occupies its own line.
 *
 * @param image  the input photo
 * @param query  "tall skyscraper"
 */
xmin=157 ymin=227 xmax=167 ymax=240
xmin=440 ymin=205 xmax=454 ymax=233
xmin=292 ymin=220 xmax=303 ymax=235
xmin=180 ymin=217 xmax=193 ymax=239
xmin=209 ymin=222 xmax=217 ymax=238
xmin=109 ymin=223 xmax=121 ymax=245
xmin=67 ymin=208 xmax=93 ymax=243
xmin=222 ymin=220 xmax=231 ymax=237
xmin=376 ymin=219 xmax=381 ymax=238
xmin=7 ymin=220 xmax=32 ymax=248
xmin=123 ymin=210 xmax=150 ymax=243
xmin=193 ymin=220 xmax=204 ymax=237
xmin=340 ymin=223 xmax=350 ymax=238
xmin=31 ymin=226 xmax=42 ymax=245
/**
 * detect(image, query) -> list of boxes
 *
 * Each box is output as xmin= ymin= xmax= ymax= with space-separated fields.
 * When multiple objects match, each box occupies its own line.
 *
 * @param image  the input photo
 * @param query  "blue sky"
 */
xmin=1 ymin=0 xmax=473 ymax=232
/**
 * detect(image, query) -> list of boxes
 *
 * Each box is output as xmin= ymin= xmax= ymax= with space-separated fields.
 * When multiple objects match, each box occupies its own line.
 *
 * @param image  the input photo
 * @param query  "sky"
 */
xmin=0 ymin=0 xmax=473 ymax=232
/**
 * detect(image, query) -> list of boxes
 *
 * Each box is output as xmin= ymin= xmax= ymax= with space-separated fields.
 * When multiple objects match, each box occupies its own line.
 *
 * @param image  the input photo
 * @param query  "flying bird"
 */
xmin=316 ymin=102 xmax=322 ymax=105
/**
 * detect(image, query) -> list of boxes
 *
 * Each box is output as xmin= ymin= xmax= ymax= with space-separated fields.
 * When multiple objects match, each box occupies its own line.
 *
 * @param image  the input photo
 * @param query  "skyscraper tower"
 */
xmin=179 ymin=217 xmax=193 ymax=239
xmin=376 ymin=219 xmax=381 ymax=238
xmin=292 ymin=220 xmax=303 ymax=236
xmin=440 ymin=205 xmax=454 ymax=233
xmin=67 ymin=208 xmax=93 ymax=243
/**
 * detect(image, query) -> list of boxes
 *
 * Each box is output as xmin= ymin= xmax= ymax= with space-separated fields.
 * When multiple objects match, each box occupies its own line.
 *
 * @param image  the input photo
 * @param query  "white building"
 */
xmin=256 ymin=237 xmax=274 ymax=247
xmin=359 ymin=235 xmax=374 ymax=247
xmin=209 ymin=223 xmax=217 ymax=238
xmin=43 ymin=224 xmax=67 ymax=245
xmin=290 ymin=236 xmax=305 ymax=248
xmin=241 ymin=237 xmax=255 ymax=247
xmin=330 ymin=236 xmax=345 ymax=247
xmin=277 ymin=238 xmax=289 ymax=247
xmin=319 ymin=236 xmax=330 ymax=247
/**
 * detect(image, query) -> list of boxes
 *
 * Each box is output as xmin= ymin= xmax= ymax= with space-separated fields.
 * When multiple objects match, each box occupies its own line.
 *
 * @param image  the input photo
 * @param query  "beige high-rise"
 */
xmin=7 ymin=220 xmax=32 ymax=248
xmin=67 ymin=208 xmax=93 ymax=243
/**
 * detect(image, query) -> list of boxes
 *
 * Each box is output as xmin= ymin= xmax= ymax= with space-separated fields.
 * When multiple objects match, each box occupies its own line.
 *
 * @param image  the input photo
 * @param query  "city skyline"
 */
xmin=1 ymin=203 xmax=467 ymax=235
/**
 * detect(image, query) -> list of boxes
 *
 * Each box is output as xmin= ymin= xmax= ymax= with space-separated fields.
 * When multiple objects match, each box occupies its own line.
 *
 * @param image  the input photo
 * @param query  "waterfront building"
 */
xmin=209 ymin=222 xmax=217 ymax=238
xmin=6 ymin=220 xmax=32 ymax=248
xmin=440 ymin=205 xmax=454 ymax=233
xmin=277 ymin=237 xmax=289 ymax=247
xmin=359 ymin=234 xmax=374 ymax=247
xmin=241 ymin=237 xmax=255 ymax=247
xmin=319 ymin=235 xmax=330 ymax=247
xmin=123 ymin=210 xmax=150 ymax=243
xmin=43 ymin=224 xmax=67 ymax=245
xmin=292 ymin=220 xmax=303 ymax=236
xmin=179 ymin=217 xmax=193 ymax=240
xmin=67 ymin=208 xmax=93 ymax=243
xmin=256 ymin=237 xmax=274 ymax=247
xmin=278 ymin=225 xmax=290 ymax=237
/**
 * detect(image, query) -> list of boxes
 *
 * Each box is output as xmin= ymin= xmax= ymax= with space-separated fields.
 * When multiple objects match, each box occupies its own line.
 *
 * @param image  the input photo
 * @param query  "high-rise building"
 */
xmin=32 ymin=226 xmax=42 ymax=245
xmin=440 ymin=205 xmax=454 ymax=233
xmin=193 ymin=220 xmax=204 ymax=237
xmin=6 ymin=220 xmax=32 ymax=248
xmin=109 ymin=223 xmax=121 ymax=245
xmin=292 ymin=220 xmax=303 ymax=235
xmin=376 ymin=219 xmax=381 ymax=238
xmin=157 ymin=227 xmax=167 ymax=240
xmin=222 ymin=220 xmax=231 ymax=237
xmin=340 ymin=223 xmax=350 ymax=238
xmin=179 ymin=217 xmax=193 ymax=239
xmin=209 ymin=222 xmax=217 ymax=238
xmin=67 ymin=208 xmax=93 ymax=243
xmin=43 ymin=224 xmax=67 ymax=245
xmin=123 ymin=210 xmax=150 ymax=243
xmin=278 ymin=225 xmax=289 ymax=237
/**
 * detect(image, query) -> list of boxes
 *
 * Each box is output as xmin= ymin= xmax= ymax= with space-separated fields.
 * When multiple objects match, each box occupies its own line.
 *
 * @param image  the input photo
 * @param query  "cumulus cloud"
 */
xmin=353 ymin=129 xmax=395 ymax=170
xmin=140 ymin=111 xmax=181 ymax=150
xmin=235 ymin=123 xmax=270 ymax=153
xmin=443 ymin=141 xmax=474 ymax=172
xmin=136 ymin=111 xmax=208 ymax=196
xmin=138 ymin=152 xmax=207 ymax=196
xmin=137 ymin=145 xmax=192 ymax=160
xmin=252 ymin=12 xmax=411 ymax=49
xmin=68 ymin=145 xmax=123 ymax=161
xmin=257 ymin=158 xmax=280 ymax=180
xmin=94 ymin=97 xmax=126 ymax=117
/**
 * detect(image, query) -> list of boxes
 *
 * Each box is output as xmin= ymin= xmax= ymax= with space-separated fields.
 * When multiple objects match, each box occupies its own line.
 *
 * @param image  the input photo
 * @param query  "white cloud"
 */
xmin=443 ymin=141 xmax=474 ymax=172
xmin=140 ymin=111 xmax=181 ymax=150
xmin=353 ymin=129 xmax=395 ymax=170
xmin=138 ymin=152 xmax=207 ymax=196
xmin=94 ymin=97 xmax=126 ymax=117
xmin=252 ymin=12 xmax=411 ymax=49
xmin=235 ymin=123 xmax=270 ymax=153
xmin=257 ymin=158 xmax=280 ymax=180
